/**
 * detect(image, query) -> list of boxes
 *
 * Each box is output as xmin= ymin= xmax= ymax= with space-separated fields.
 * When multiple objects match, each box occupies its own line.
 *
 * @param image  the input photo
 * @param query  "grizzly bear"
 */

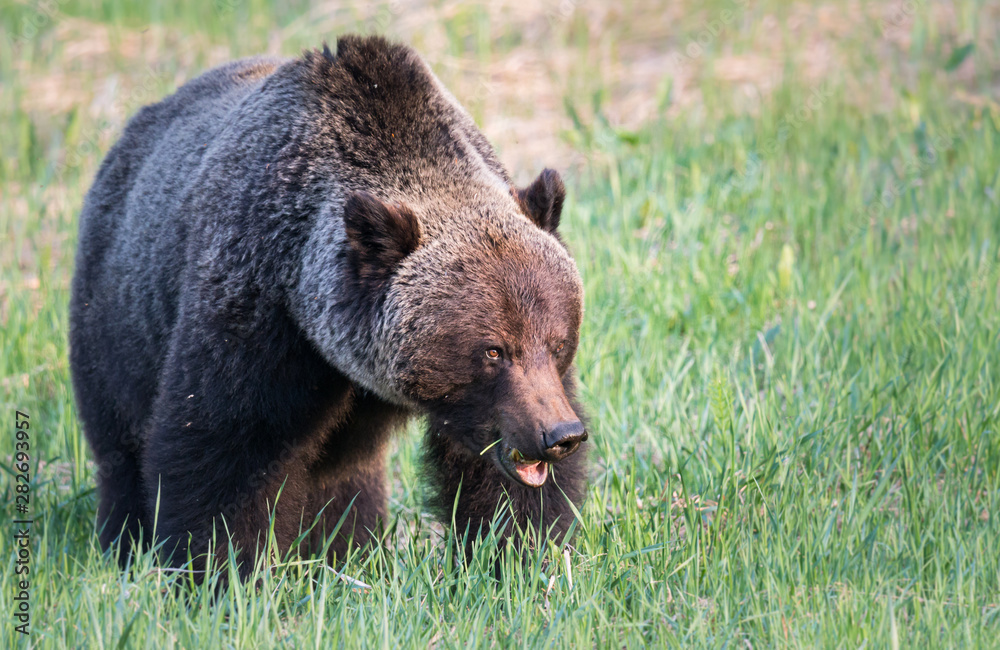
xmin=69 ymin=34 xmax=588 ymax=578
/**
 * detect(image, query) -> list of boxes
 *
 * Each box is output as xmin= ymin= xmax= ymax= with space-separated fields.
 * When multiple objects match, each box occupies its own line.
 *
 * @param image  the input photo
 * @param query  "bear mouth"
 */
xmin=496 ymin=445 xmax=549 ymax=488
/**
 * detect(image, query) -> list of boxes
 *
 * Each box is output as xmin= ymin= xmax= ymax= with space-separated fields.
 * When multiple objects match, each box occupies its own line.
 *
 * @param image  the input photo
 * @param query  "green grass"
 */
xmin=2 ymin=0 xmax=1000 ymax=647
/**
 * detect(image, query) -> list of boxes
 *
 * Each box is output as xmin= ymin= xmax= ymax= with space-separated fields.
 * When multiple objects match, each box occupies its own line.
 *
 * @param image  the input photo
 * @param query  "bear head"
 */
xmin=342 ymin=169 xmax=586 ymax=488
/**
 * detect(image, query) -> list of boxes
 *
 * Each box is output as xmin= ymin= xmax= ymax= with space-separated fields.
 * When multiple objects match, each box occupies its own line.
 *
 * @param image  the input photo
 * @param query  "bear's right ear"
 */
xmin=343 ymin=191 xmax=422 ymax=288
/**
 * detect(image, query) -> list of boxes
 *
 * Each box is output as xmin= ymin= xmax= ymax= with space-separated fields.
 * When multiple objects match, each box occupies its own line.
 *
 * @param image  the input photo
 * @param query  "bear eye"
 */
xmin=485 ymin=348 xmax=502 ymax=360
xmin=554 ymin=342 xmax=565 ymax=354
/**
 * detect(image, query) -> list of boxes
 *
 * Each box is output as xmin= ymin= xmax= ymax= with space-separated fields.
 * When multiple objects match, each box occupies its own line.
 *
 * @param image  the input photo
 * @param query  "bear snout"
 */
xmin=540 ymin=419 xmax=587 ymax=462
xmin=495 ymin=416 xmax=586 ymax=488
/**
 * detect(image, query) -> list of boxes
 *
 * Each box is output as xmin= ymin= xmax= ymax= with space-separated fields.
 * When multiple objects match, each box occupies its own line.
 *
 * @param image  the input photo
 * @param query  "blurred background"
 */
xmin=3 ymin=0 xmax=996 ymax=395
xmin=4 ymin=0 xmax=996 ymax=180
xmin=2 ymin=1 xmax=1000 ymax=646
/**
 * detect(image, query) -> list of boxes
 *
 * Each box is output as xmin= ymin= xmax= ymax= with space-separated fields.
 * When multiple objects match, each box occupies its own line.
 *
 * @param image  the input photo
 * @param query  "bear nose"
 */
xmin=541 ymin=420 xmax=588 ymax=462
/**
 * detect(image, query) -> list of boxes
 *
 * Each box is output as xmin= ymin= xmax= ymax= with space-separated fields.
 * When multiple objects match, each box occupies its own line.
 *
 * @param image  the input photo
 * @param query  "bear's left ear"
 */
xmin=513 ymin=168 xmax=566 ymax=234
xmin=343 ymin=191 xmax=422 ymax=289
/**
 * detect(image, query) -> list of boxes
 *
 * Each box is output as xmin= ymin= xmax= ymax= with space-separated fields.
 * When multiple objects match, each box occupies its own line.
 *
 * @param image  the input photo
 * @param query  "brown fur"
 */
xmin=70 ymin=34 xmax=591 ymax=580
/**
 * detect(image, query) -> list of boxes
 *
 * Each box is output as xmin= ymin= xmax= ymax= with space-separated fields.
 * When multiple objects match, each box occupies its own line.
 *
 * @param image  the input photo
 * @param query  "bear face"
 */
xmin=402 ymin=231 xmax=585 ymax=489
xmin=341 ymin=176 xmax=586 ymax=489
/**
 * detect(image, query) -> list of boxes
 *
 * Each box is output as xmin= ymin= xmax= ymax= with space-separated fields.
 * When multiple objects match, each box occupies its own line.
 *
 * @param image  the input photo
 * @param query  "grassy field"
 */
xmin=2 ymin=0 xmax=1000 ymax=647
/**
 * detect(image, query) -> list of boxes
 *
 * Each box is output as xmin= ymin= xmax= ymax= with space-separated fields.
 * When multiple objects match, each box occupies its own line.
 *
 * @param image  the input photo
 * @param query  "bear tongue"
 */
xmin=515 ymin=461 xmax=548 ymax=487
